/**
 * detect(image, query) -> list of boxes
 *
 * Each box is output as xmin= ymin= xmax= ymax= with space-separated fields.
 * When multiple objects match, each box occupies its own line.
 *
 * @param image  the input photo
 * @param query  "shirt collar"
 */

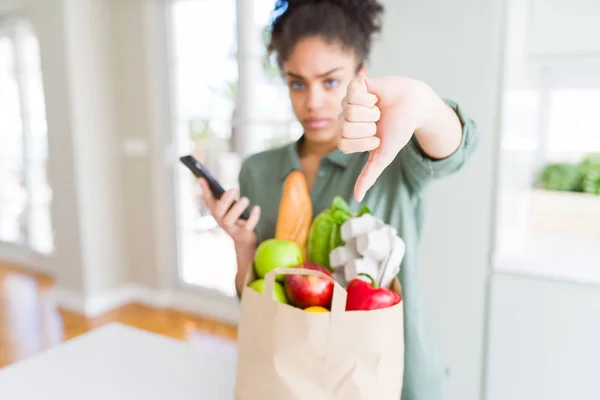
xmin=279 ymin=140 xmax=301 ymax=180
xmin=278 ymin=135 xmax=352 ymax=180
xmin=325 ymin=147 xmax=352 ymax=169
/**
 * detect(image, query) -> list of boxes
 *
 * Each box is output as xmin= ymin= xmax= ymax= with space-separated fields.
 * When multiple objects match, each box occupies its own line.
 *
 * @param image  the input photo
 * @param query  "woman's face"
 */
xmin=282 ymin=36 xmax=364 ymax=145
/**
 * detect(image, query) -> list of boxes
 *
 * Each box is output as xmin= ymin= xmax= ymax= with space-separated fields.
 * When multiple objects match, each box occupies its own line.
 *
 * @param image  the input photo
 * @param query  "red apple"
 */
xmin=284 ymin=262 xmax=334 ymax=309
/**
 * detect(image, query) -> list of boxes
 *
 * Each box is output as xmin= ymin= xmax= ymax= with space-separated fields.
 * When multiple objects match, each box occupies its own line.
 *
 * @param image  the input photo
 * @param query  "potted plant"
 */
xmin=530 ymin=154 xmax=600 ymax=235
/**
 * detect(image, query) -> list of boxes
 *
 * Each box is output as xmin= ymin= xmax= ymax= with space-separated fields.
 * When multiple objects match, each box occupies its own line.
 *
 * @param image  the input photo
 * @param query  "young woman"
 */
xmin=199 ymin=0 xmax=479 ymax=398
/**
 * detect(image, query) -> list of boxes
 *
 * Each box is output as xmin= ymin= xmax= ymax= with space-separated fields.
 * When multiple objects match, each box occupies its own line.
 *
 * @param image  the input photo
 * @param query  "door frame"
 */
xmin=149 ymin=0 xmax=242 ymax=324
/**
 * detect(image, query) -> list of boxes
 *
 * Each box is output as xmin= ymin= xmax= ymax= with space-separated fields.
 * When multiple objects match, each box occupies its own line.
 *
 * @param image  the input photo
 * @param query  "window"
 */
xmin=169 ymin=0 xmax=300 ymax=297
xmin=546 ymin=89 xmax=600 ymax=161
xmin=493 ymin=63 xmax=600 ymax=283
xmin=0 ymin=18 xmax=53 ymax=255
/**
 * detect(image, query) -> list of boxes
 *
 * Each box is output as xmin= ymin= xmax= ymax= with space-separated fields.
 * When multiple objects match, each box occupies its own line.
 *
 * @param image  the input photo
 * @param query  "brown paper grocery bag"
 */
xmin=235 ymin=267 xmax=404 ymax=400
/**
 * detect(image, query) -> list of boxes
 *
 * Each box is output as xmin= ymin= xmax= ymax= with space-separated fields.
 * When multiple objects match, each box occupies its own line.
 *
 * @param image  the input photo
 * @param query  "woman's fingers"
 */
xmin=200 ymin=179 xmax=260 ymax=237
xmin=339 ymin=78 xmax=381 ymax=154
xmin=338 ymin=136 xmax=381 ymax=154
xmin=242 ymin=205 xmax=261 ymax=231
xmin=343 ymin=104 xmax=381 ymax=123
xmin=342 ymin=120 xmax=377 ymax=139
xmin=214 ymin=188 xmax=238 ymax=219
xmin=222 ymin=196 xmax=250 ymax=228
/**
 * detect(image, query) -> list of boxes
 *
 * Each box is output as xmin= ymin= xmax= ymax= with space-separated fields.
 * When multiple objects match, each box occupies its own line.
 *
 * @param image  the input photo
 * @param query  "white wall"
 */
xmin=369 ymin=1 xmax=505 ymax=399
xmin=28 ymin=0 xmax=86 ymax=292
xmin=61 ymin=0 xmax=126 ymax=296
xmin=109 ymin=0 xmax=165 ymax=290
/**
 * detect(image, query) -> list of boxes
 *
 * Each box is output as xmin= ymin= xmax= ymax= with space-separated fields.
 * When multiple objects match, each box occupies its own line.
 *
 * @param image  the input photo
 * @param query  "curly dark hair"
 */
xmin=267 ymin=0 xmax=385 ymax=68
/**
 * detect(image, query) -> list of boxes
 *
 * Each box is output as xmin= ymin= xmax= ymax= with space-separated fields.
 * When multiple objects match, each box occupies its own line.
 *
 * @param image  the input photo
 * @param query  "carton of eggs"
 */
xmin=329 ymin=213 xmax=405 ymax=289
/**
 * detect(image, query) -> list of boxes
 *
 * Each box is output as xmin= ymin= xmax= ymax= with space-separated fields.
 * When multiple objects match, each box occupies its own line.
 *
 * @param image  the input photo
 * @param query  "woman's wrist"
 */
xmin=413 ymin=92 xmax=463 ymax=160
xmin=234 ymin=238 xmax=256 ymax=257
xmin=234 ymin=240 xmax=257 ymax=294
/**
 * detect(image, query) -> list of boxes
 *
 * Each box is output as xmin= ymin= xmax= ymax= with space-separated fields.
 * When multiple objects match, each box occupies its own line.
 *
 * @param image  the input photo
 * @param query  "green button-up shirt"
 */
xmin=238 ymin=99 xmax=479 ymax=400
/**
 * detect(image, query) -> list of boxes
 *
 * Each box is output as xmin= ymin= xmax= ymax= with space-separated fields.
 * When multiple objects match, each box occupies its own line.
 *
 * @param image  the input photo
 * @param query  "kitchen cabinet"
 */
xmin=485 ymin=272 xmax=600 ymax=400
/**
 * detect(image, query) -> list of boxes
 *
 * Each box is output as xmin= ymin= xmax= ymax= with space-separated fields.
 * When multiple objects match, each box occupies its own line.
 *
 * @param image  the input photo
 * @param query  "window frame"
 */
xmin=535 ymin=65 xmax=600 ymax=166
xmin=0 ymin=15 xmax=53 ymax=269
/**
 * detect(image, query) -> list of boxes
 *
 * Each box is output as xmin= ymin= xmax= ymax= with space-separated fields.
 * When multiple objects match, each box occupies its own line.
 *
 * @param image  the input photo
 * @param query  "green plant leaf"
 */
xmin=537 ymin=163 xmax=583 ymax=192
xmin=331 ymin=196 xmax=350 ymax=213
xmin=582 ymin=170 xmax=600 ymax=195
xmin=357 ymin=205 xmax=372 ymax=216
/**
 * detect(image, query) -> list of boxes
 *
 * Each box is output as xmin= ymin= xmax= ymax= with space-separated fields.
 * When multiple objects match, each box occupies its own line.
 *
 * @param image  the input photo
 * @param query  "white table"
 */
xmin=0 ymin=323 xmax=238 ymax=399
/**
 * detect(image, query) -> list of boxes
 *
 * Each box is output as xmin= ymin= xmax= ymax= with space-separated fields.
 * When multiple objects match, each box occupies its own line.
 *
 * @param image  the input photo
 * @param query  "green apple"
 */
xmin=254 ymin=239 xmax=303 ymax=281
xmin=248 ymin=278 xmax=289 ymax=304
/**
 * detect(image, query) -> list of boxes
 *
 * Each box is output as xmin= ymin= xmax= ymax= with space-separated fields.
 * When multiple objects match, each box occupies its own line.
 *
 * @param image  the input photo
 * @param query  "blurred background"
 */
xmin=0 ymin=0 xmax=599 ymax=399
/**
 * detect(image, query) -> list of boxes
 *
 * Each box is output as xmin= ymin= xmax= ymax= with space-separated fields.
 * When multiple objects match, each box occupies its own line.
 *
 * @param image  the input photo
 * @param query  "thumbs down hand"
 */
xmin=338 ymin=76 xmax=463 ymax=202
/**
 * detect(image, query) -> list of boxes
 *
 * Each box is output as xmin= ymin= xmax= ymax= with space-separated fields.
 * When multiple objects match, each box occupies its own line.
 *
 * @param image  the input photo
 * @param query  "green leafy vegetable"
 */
xmin=537 ymin=163 xmax=583 ymax=192
xmin=582 ymin=170 xmax=600 ymax=195
xmin=580 ymin=153 xmax=600 ymax=174
xmin=579 ymin=154 xmax=600 ymax=195
xmin=329 ymin=224 xmax=344 ymax=253
xmin=307 ymin=210 xmax=336 ymax=269
xmin=307 ymin=197 xmax=353 ymax=270
xmin=331 ymin=196 xmax=350 ymax=213
xmin=331 ymin=209 xmax=352 ymax=225
xmin=357 ymin=205 xmax=372 ymax=216
xmin=307 ymin=196 xmax=378 ymax=270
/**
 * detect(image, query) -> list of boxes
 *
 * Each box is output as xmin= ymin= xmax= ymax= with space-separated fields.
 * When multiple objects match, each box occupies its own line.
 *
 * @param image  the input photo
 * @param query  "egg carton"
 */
xmin=330 ymin=214 xmax=405 ymax=289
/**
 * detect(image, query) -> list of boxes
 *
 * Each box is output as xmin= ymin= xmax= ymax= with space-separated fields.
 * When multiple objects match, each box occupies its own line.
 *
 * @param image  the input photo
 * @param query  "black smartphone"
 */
xmin=179 ymin=155 xmax=250 ymax=220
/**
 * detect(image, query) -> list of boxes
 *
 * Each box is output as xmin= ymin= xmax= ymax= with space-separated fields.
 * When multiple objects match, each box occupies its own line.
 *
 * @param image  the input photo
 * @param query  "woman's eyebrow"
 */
xmin=285 ymin=67 xmax=343 ymax=80
xmin=317 ymin=67 xmax=343 ymax=77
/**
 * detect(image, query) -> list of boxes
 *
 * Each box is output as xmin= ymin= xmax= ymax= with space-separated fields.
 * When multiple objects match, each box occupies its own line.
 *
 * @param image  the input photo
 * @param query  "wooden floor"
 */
xmin=0 ymin=262 xmax=237 ymax=369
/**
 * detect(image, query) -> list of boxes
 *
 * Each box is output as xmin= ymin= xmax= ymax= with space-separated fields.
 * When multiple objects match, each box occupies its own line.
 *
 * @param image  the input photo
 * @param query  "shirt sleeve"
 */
xmin=238 ymin=158 xmax=253 ymax=201
xmin=395 ymin=98 xmax=479 ymax=193
xmin=235 ymin=161 xmax=250 ymax=301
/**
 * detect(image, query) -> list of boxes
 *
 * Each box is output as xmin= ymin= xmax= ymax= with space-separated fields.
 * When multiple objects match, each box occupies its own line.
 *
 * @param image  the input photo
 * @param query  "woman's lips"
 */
xmin=304 ymin=119 xmax=329 ymax=129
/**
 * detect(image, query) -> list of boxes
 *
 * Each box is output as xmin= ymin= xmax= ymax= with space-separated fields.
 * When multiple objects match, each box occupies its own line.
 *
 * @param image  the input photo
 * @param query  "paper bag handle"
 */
xmin=264 ymin=267 xmax=348 ymax=313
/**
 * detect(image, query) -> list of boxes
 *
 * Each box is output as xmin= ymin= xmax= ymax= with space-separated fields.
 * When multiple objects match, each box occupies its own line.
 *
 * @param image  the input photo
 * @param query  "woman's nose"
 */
xmin=306 ymin=86 xmax=325 ymax=110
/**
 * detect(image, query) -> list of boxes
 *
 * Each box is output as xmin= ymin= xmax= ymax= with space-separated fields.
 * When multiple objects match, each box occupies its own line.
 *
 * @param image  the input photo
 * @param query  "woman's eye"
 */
xmin=324 ymin=79 xmax=339 ymax=89
xmin=289 ymin=81 xmax=305 ymax=90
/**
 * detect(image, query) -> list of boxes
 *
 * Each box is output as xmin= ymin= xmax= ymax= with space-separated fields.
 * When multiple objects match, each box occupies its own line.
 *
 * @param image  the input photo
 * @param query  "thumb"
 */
xmin=364 ymin=76 xmax=411 ymax=107
xmin=354 ymin=147 xmax=395 ymax=202
xmin=353 ymin=111 xmax=415 ymax=202
xmin=356 ymin=75 xmax=368 ymax=91
xmin=346 ymin=76 xmax=378 ymax=108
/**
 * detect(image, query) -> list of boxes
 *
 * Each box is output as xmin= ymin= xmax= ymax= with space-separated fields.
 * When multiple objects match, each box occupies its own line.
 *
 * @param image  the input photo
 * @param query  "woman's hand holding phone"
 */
xmin=199 ymin=178 xmax=261 ymax=294
xmin=199 ymin=178 xmax=261 ymax=247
